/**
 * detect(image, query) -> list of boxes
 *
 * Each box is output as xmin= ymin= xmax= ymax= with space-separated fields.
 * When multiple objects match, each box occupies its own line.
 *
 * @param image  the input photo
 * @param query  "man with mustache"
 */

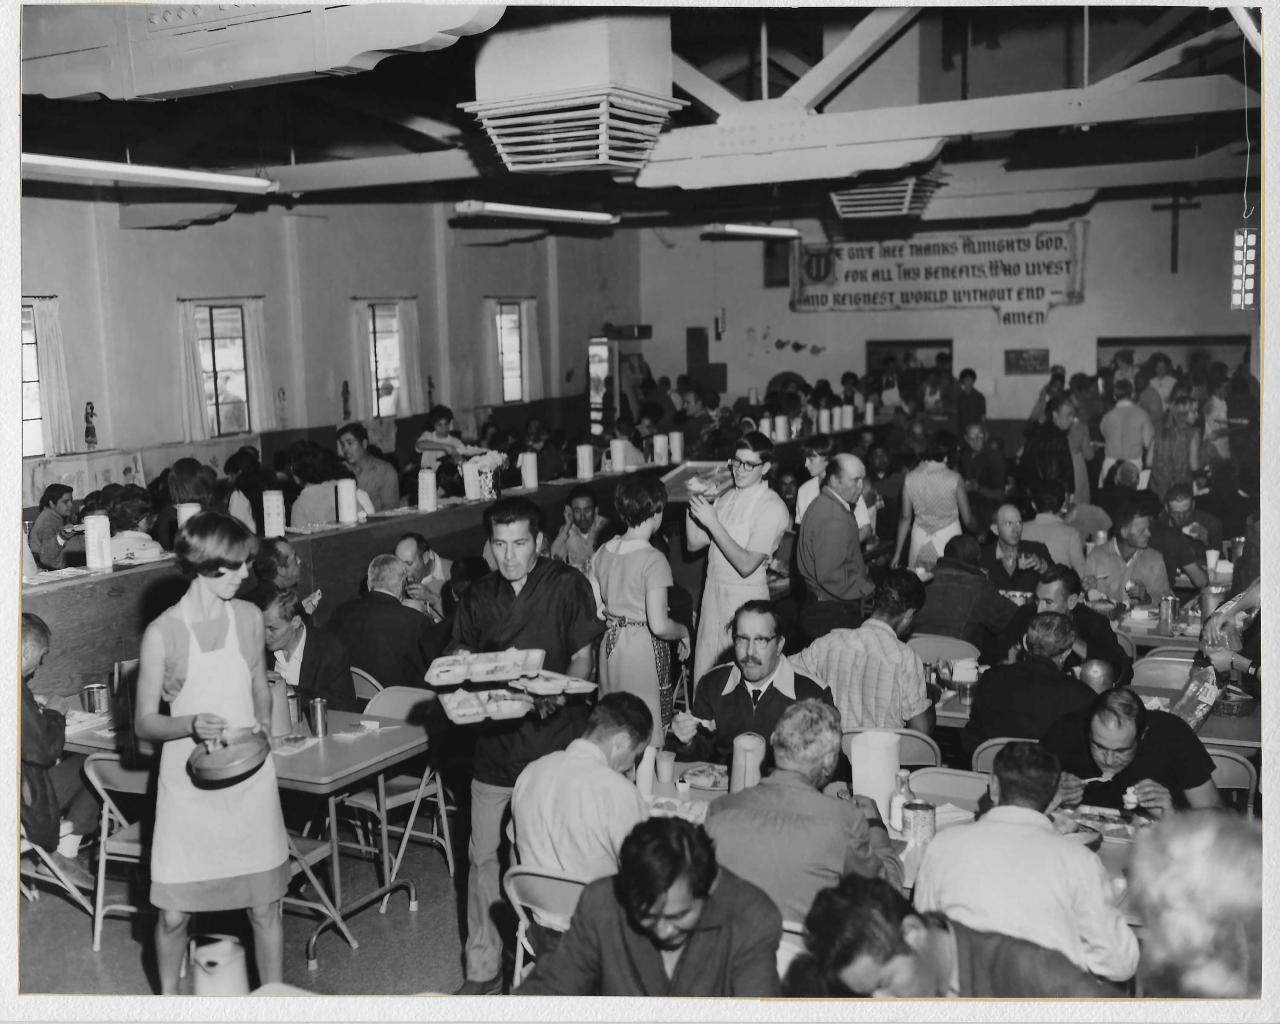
xmin=668 ymin=600 xmax=833 ymax=766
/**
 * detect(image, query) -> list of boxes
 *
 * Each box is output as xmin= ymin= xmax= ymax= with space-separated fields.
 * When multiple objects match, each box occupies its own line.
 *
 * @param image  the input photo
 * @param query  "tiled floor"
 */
xmin=20 ymin=834 xmax=467 ymax=996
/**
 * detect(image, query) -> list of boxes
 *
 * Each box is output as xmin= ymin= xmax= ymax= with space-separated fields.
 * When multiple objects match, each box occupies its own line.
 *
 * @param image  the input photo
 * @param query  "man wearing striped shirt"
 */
xmin=789 ymin=570 xmax=935 ymax=735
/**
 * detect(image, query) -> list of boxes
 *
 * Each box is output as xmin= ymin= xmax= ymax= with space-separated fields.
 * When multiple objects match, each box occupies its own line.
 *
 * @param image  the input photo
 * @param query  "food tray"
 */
xmin=1049 ymin=812 xmax=1103 ymax=851
xmin=425 ymin=649 xmax=545 ymax=688
xmin=661 ymin=462 xmax=734 ymax=504
xmin=510 ymin=671 xmax=599 ymax=697
xmin=680 ymin=763 xmax=729 ymax=792
xmin=1060 ymin=804 xmax=1150 ymax=844
xmin=438 ymin=688 xmax=534 ymax=725
xmin=1213 ymin=686 xmax=1258 ymax=717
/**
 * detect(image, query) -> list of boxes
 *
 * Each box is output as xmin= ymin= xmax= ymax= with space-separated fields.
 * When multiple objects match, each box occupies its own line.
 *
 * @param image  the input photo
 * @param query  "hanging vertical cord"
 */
xmin=1241 ymin=33 xmax=1255 ymax=219
xmin=760 ymin=15 xmax=769 ymax=101
xmin=1082 ymin=6 xmax=1090 ymax=87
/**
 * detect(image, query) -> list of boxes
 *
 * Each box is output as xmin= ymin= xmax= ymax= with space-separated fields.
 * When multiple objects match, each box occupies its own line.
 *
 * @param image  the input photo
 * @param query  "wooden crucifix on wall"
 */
xmin=1151 ymin=193 xmax=1201 ymax=274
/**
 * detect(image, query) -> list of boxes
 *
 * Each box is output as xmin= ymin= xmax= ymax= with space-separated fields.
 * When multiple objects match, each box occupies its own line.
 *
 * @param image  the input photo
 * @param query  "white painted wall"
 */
xmin=636 ymin=191 xmax=1262 ymax=418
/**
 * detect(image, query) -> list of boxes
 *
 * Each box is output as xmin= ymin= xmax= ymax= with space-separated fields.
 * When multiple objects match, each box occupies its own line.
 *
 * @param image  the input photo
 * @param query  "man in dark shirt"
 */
xmin=250 ymin=584 xmax=359 ymax=713
xmin=450 ymin=497 xmax=604 ymax=994
xmin=913 ymin=535 xmax=1019 ymax=663
xmin=796 ymin=454 xmax=874 ymax=640
xmin=1030 ymin=565 xmax=1132 ymax=685
xmin=958 ymin=424 xmax=1007 ymax=531
xmin=963 ymin=612 xmax=1095 ymax=754
xmin=1159 ymin=483 xmax=1224 ymax=553
xmin=955 ymin=368 xmax=987 ymax=433
xmin=667 ymin=600 xmax=833 ymax=766
xmin=519 ymin=818 xmax=781 ymax=997
xmin=1040 ymin=687 xmax=1221 ymax=816
xmin=1132 ymin=489 xmax=1208 ymax=589
xmin=979 ymin=504 xmax=1051 ymax=592
xmin=325 ymin=556 xmax=445 ymax=689
xmin=788 ymin=874 xmax=1120 ymax=997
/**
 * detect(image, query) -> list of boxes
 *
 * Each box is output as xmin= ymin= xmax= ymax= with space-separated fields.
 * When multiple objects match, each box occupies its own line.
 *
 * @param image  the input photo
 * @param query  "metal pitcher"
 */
xmin=1200 ymin=584 xmax=1231 ymax=618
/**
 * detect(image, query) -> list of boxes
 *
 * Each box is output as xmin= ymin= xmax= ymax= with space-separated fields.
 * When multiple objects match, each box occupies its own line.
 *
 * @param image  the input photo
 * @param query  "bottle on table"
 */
xmin=888 ymin=768 xmax=916 ymax=832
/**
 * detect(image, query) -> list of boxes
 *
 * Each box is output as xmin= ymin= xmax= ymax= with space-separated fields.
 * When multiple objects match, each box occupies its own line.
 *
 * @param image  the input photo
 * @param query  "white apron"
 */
xmin=693 ymin=484 xmax=776 ymax=683
xmin=151 ymin=601 xmax=288 ymax=890
xmin=908 ymin=519 xmax=963 ymax=571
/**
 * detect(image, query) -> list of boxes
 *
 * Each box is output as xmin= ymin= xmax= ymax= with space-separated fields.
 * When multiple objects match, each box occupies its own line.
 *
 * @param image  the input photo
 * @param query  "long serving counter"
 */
xmin=20 ymin=430 xmax=871 ymax=700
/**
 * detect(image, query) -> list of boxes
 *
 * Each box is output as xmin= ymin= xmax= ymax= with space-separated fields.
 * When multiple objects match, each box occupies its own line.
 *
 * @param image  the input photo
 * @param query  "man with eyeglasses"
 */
xmin=667 ymin=600 xmax=833 ymax=766
xmin=1039 ymin=687 xmax=1221 ymax=817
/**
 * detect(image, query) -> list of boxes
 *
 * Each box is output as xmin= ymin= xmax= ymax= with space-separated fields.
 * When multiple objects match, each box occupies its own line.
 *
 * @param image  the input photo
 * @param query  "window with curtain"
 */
xmin=195 ymin=303 xmax=251 ymax=435
xmin=496 ymin=300 xmax=524 ymax=403
xmin=367 ymin=302 xmax=402 ymax=418
xmin=21 ymin=304 xmax=43 ymax=457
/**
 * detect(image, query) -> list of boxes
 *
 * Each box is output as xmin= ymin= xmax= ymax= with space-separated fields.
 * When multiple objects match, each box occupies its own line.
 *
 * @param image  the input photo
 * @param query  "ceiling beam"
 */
xmin=923 ymin=190 xmax=1099 ymax=222
xmin=259 ymin=149 xmax=478 ymax=193
xmin=644 ymin=75 xmax=1259 ymax=179
xmin=783 ymin=8 xmax=921 ymax=111
xmin=769 ymin=47 xmax=813 ymax=83
xmin=672 ymin=55 xmax=743 ymax=117
xmin=309 ymin=87 xmax=465 ymax=145
xmin=1090 ymin=22 xmax=1242 ymax=91
xmin=1089 ymin=8 xmax=1200 ymax=82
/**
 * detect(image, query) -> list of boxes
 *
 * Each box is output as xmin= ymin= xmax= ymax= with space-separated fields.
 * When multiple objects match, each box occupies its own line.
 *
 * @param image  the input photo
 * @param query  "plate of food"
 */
xmin=1065 ymin=804 xmax=1151 ymax=844
xmin=478 ymin=689 xmax=535 ymax=721
xmin=425 ymin=649 xmax=545 ymax=687
xmin=680 ymin=763 xmax=729 ymax=792
xmin=438 ymin=690 xmax=488 ymax=725
xmin=1049 ymin=811 xmax=1103 ymax=851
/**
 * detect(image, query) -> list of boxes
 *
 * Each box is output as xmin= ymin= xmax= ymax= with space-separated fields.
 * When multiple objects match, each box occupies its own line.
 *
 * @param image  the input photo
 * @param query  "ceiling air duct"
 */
xmin=829 ymin=167 xmax=948 ymax=220
xmin=460 ymin=14 xmax=685 ymax=176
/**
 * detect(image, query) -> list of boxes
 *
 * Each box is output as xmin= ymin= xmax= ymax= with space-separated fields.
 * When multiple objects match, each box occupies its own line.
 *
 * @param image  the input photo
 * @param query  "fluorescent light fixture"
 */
xmin=453 ymin=200 xmax=619 ymax=225
xmin=703 ymin=223 xmax=802 ymax=240
xmin=21 ymin=153 xmax=278 ymax=194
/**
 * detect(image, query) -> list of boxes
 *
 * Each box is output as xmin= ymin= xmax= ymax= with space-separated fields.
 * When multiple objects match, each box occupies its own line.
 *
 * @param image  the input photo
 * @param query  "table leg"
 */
xmin=328 ymin=794 xmax=342 ymax=909
xmin=285 ymin=835 xmax=359 ymax=972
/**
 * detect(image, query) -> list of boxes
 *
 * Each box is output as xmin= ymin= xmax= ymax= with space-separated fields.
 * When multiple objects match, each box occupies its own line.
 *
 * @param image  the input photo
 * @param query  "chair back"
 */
xmin=1207 ymin=747 xmax=1257 ymax=819
xmin=1131 ymin=657 xmax=1193 ymax=692
xmin=83 ymin=753 xmax=152 ymax=829
xmin=841 ymin=728 xmax=941 ymax=768
xmin=504 ymin=866 xmax=587 ymax=929
xmin=907 ymin=633 xmax=980 ymax=663
xmin=363 ymin=685 xmax=434 ymax=722
xmin=1144 ymin=646 xmax=1195 ymax=662
xmin=910 ymin=767 xmax=990 ymax=809
xmin=350 ymin=667 xmax=384 ymax=700
xmin=970 ymin=736 xmax=1033 ymax=774
xmin=1114 ymin=631 xmax=1137 ymax=660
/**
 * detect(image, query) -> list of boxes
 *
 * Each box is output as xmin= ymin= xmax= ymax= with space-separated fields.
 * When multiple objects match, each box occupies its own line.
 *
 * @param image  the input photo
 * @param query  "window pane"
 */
xmin=211 ymin=306 xmax=244 ymax=340
xmin=375 ymin=337 xmax=401 ymax=373
xmin=196 ymin=309 xmax=214 ymax=341
xmin=372 ymin=304 xmax=399 ymax=336
xmin=218 ymin=370 xmax=247 ymax=402
xmin=203 ymin=372 xmax=218 ymax=403
xmin=21 ymin=305 xmax=35 ymax=337
xmin=22 ymin=421 xmax=44 ymax=458
xmin=219 ymin=402 xmax=249 ymax=434
xmin=377 ymin=386 xmax=399 ymax=418
xmin=496 ymin=304 xmax=523 ymax=403
xmin=22 ymin=345 xmax=39 ymax=382
xmin=199 ymin=338 xmax=215 ymax=373
xmin=205 ymin=404 xmax=220 ymax=436
xmin=23 ymin=383 xmax=42 ymax=420
xmin=214 ymin=335 xmax=245 ymax=371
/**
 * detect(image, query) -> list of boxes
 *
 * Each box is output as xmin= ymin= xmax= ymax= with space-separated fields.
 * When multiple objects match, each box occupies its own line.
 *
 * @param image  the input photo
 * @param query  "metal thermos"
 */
xmin=1200 ymin=584 xmax=1231 ymax=619
xmin=1158 ymin=595 xmax=1177 ymax=633
xmin=308 ymin=697 xmax=328 ymax=738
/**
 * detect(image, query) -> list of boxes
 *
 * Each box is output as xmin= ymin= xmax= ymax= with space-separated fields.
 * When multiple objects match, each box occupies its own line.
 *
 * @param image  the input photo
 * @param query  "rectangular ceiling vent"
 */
xmin=829 ymin=167 xmax=948 ymax=219
xmin=460 ymin=84 xmax=686 ymax=175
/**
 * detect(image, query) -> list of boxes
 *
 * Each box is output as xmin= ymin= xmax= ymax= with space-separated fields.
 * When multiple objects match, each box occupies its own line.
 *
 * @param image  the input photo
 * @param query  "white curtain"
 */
xmin=348 ymin=300 xmax=374 ymax=422
xmin=243 ymin=298 xmax=276 ymax=432
xmin=520 ymin=298 xmax=544 ymax=402
xmin=177 ymin=300 xmax=209 ymax=442
xmin=29 ymin=298 xmax=75 ymax=454
xmin=396 ymin=299 xmax=427 ymax=415
xmin=480 ymin=298 xmax=502 ymax=406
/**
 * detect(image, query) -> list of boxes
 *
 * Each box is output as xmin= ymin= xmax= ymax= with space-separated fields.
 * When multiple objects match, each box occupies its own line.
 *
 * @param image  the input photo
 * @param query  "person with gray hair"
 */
xmin=324 ymin=553 xmax=448 ymax=689
xmin=962 ymin=611 xmax=1095 ymax=755
xmin=704 ymin=698 xmax=902 ymax=923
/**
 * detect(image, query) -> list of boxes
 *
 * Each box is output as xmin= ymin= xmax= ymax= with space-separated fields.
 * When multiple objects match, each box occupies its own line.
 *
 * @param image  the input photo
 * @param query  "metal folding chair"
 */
xmin=503 ymin=866 xmax=587 ymax=986
xmin=842 ymin=727 xmax=941 ymax=769
xmin=1207 ymin=747 xmax=1258 ymax=819
xmin=970 ymin=736 xmax=1034 ymax=774
xmin=20 ymin=827 xmax=94 ymax=917
xmin=82 ymin=753 xmax=152 ymax=951
xmin=350 ymin=667 xmax=384 ymax=701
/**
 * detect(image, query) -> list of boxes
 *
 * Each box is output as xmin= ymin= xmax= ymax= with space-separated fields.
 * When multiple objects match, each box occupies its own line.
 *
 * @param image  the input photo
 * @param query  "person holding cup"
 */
xmin=134 ymin=512 xmax=288 ymax=994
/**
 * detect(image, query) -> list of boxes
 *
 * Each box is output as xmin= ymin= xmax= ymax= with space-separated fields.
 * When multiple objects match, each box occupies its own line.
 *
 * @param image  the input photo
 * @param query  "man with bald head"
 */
xmin=796 ymin=452 xmax=875 ymax=640
xmin=980 ymin=504 xmax=1051 ymax=592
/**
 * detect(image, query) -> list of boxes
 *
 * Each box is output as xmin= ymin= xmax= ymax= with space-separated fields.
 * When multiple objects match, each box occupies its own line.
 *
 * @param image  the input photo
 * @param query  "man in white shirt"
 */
xmin=548 ymin=485 xmax=612 ymax=573
xmin=1020 ymin=479 xmax=1086 ymax=573
xmin=913 ymin=741 xmax=1138 ymax=983
xmin=394 ymin=532 xmax=452 ymax=620
xmin=511 ymin=693 xmax=652 ymax=941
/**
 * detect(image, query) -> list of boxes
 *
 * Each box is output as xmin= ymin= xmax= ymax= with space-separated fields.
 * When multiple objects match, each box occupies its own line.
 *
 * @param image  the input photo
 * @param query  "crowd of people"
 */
xmin=20 ymin=344 xmax=1263 ymax=1001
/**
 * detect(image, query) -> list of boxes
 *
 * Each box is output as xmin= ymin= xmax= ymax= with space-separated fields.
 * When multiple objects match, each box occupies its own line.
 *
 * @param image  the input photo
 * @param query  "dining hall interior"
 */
xmin=11 ymin=1 xmax=1272 ymax=1012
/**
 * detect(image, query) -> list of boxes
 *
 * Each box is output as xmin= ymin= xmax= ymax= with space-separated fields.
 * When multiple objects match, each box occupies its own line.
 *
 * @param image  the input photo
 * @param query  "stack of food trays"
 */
xmin=427 ymin=650 xmax=597 ymax=724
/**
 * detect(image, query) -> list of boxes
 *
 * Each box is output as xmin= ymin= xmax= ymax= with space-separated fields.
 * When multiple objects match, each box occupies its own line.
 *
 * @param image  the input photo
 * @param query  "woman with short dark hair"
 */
xmin=134 ymin=512 xmax=288 ymax=994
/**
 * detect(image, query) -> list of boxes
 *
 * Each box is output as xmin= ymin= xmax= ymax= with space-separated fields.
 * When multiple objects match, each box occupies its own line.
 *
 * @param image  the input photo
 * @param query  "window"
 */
xmin=195 ymin=304 xmax=251 ymax=435
xmin=495 ymin=301 xmax=524 ymax=403
xmin=367 ymin=302 xmax=402 ymax=418
xmin=21 ymin=304 xmax=43 ymax=456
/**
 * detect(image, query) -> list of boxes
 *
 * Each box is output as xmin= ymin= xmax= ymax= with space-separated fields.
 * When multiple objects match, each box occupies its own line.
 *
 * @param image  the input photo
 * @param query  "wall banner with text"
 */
xmin=790 ymin=221 xmax=1087 ymax=326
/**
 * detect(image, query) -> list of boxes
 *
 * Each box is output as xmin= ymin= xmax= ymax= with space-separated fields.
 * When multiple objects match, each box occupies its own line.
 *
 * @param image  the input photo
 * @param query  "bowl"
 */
xmin=187 ymin=727 xmax=270 ymax=787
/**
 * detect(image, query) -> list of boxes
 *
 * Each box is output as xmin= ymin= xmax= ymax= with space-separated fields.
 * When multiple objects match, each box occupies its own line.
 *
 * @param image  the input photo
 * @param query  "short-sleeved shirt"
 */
xmin=790 ymin=619 xmax=931 ymax=731
xmin=1039 ymin=707 xmax=1214 ymax=810
xmin=451 ymin=557 xmax=605 ymax=787
xmin=351 ymin=455 xmax=400 ymax=511
xmin=1099 ymin=401 xmax=1153 ymax=461
xmin=1082 ymin=539 xmax=1171 ymax=603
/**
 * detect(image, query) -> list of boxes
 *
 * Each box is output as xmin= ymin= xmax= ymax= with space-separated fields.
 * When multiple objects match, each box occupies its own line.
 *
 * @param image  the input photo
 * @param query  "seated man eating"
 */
xmin=667 ymin=599 xmax=833 ymax=766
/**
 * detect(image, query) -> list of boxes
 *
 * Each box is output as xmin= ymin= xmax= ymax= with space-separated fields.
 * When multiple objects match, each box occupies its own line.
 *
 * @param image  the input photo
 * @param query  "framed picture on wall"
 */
xmin=763 ymin=241 xmax=791 ymax=288
xmin=1004 ymin=348 xmax=1051 ymax=375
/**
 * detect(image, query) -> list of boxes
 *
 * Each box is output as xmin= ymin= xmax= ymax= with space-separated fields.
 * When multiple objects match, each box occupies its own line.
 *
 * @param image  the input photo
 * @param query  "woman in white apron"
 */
xmin=894 ymin=438 xmax=975 ymax=571
xmin=687 ymin=433 xmax=791 ymax=683
xmin=135 ymin=512 xmax=289 ymax=994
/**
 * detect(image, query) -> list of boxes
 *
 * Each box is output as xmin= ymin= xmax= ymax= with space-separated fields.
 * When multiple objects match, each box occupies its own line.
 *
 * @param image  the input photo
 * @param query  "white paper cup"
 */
xmin=1206 ymin=550 xmax=1220 ymax=571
